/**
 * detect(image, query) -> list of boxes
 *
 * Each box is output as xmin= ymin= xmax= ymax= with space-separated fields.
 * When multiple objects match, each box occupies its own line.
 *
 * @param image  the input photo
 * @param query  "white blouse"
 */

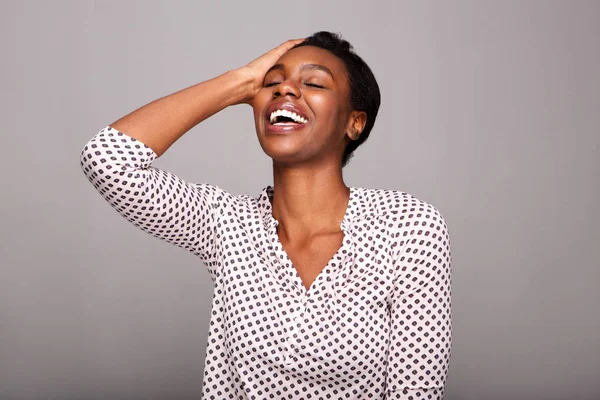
xmin=80 ymin=126 xmax=452 ymax=399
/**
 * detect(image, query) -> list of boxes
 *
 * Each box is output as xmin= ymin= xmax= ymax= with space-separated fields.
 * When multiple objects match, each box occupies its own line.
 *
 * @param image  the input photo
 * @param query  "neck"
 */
xmin=270 ymin=161 xmax=350 ymax=240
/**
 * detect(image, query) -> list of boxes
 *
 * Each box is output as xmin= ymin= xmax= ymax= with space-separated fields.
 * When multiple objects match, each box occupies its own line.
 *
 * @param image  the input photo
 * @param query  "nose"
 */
xmin=273 ymin=78 xmax=301 ymax=99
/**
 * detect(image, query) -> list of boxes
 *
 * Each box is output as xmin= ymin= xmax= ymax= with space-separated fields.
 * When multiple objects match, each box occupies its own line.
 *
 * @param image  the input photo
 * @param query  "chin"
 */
xmin=256 ymin=127 xmax=307 ymax=161
xmin=259 ymin=143 xmax=306 ymax=165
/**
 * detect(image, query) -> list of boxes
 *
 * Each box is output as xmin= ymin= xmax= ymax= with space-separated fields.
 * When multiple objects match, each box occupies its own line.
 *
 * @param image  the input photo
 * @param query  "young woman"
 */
xmin=81 ymin=31 xmax=452 ymax=400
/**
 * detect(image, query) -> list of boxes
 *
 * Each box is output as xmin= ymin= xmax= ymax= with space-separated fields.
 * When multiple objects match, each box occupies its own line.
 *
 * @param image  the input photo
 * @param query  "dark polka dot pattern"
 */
xmin=81 ymin=126 xmax=452 ymax=399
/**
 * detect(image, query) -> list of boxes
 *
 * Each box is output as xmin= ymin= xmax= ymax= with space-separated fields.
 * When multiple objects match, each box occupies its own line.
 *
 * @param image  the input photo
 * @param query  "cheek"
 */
xmin=310 ymin=95 xmax=347 ymax=126
xmin=252 ymin=90 xmax=271 ymax=120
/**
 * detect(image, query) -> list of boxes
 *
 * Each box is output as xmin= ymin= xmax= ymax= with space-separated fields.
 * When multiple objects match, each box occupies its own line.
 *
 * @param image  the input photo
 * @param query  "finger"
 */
xmin=276 ymin=38 xmax=305 ymax=52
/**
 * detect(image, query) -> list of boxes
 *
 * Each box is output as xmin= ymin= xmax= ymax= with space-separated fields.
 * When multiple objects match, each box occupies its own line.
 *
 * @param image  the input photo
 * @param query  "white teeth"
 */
xmin=269 ymin=109 xmax=308 ymax=124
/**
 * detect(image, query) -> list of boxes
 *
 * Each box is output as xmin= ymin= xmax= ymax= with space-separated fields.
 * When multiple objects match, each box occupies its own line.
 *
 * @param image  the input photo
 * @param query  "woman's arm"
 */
xmin=109 ymin=70 xmax=249 ymax=157
xmin=108 ymin=39 xmax=304 ymax=157
xmin=386 ymin=206 xmax=452 ymax=399
xmin=80 ymin=40 xmax=303 ymax=271
xmin=81 ymin=124 xmax=231 ymax=268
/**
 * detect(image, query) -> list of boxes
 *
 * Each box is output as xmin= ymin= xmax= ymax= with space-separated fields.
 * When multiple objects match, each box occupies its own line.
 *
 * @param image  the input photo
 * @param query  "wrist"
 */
xmin=227 ymin=67 xmax=255 ymax=104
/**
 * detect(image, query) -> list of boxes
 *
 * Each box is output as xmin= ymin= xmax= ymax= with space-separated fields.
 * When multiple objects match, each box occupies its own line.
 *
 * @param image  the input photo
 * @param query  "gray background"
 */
xmin=1 ymin=1 xmax=598 ymax=399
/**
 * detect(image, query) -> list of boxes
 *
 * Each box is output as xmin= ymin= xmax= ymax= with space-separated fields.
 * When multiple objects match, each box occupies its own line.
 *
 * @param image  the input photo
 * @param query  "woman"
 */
xmin=81 ymin=31 xmax=452 ymax=399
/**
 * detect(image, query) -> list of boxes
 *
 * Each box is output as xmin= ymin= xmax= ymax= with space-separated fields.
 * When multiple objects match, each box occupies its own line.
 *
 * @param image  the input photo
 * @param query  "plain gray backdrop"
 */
xmin=1 ymin=1 xmax=598 ymax=399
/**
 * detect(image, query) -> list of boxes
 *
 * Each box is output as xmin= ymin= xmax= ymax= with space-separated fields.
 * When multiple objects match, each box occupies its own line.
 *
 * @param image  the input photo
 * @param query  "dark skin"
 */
xmin=251 ymin=46 xmax=367 ymax=291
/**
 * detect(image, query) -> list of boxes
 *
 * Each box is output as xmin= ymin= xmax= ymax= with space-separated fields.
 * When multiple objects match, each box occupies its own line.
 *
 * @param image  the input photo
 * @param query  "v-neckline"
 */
xmin=263 ymin=186 xmax=357 ymax=296
xmin=277 ymin=229 xmax=350 ymax=294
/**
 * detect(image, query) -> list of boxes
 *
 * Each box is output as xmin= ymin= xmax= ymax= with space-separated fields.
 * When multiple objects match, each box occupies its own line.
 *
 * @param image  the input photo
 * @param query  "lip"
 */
xmin=264 ymin=101 xmax=310 ymax=134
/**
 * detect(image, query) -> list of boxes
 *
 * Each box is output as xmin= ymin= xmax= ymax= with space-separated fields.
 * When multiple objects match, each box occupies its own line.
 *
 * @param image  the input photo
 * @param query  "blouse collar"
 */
xmin=257 ymin=185 xmax=366 ymax=233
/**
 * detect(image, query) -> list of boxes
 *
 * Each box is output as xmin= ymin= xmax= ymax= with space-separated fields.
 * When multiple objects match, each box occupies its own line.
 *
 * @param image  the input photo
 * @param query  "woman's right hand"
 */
xmin=106 ymin=38 xmax=305 ymax=157
xmin=236 ymin=38 xmax=305 ymax=105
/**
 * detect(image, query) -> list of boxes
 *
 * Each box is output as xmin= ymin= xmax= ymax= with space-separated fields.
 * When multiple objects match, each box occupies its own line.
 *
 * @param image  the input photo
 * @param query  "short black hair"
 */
xmin=294 ymin=31 xmax=381 ymax=167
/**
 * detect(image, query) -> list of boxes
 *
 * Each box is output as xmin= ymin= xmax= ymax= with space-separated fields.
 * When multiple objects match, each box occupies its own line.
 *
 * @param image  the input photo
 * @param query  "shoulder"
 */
xmin=203 ymin=185 xmax=270 ymax=222
xmin=182 ymin=184 xmax=269 ymax=219
xmin=357 ymin=186 xmax=449 ymax=239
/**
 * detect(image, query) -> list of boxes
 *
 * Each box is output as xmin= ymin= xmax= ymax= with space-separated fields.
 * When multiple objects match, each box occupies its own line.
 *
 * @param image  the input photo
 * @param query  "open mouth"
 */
xmin=268 ymin=109 xmax=308 ymax=125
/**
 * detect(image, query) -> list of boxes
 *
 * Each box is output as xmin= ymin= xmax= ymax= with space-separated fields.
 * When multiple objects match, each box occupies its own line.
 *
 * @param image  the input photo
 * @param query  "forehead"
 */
xmin=275 ymin=45 xmax=348 ymax=78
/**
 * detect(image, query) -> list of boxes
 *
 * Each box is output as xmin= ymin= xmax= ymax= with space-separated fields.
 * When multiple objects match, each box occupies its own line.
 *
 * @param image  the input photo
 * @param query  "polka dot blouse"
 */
xmin=80 ymin=126 xmax=452 ymax=399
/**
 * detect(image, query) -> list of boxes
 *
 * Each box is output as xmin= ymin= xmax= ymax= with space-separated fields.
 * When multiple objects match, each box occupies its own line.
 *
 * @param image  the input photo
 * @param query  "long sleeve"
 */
xmin=386 ymin=206 xmax=452 ymax=399
xmin=80 ymin=125 xmax=224 ymax=273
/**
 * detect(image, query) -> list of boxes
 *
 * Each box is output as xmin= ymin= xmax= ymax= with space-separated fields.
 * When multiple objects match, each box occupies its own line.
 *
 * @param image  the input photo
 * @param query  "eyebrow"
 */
xmin=266 ymin=63 xmax=335 ymax=79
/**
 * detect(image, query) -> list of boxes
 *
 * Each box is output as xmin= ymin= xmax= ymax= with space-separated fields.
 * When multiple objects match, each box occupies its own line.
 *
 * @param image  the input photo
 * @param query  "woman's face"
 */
xmin=252 ymin=45 xmax=364 ymax=167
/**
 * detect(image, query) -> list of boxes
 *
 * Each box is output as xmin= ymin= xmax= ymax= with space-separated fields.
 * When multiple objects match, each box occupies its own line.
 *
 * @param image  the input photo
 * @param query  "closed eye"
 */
xmin=264 ymin=82 xmax=280 ymax=87
xmin=305 ymin=83 xmax=324 ymax=88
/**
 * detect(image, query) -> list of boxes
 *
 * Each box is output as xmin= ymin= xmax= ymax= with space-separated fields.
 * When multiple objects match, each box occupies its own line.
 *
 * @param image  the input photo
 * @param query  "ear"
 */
xmin=345 ymin=111 xmax=367 ymax=141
